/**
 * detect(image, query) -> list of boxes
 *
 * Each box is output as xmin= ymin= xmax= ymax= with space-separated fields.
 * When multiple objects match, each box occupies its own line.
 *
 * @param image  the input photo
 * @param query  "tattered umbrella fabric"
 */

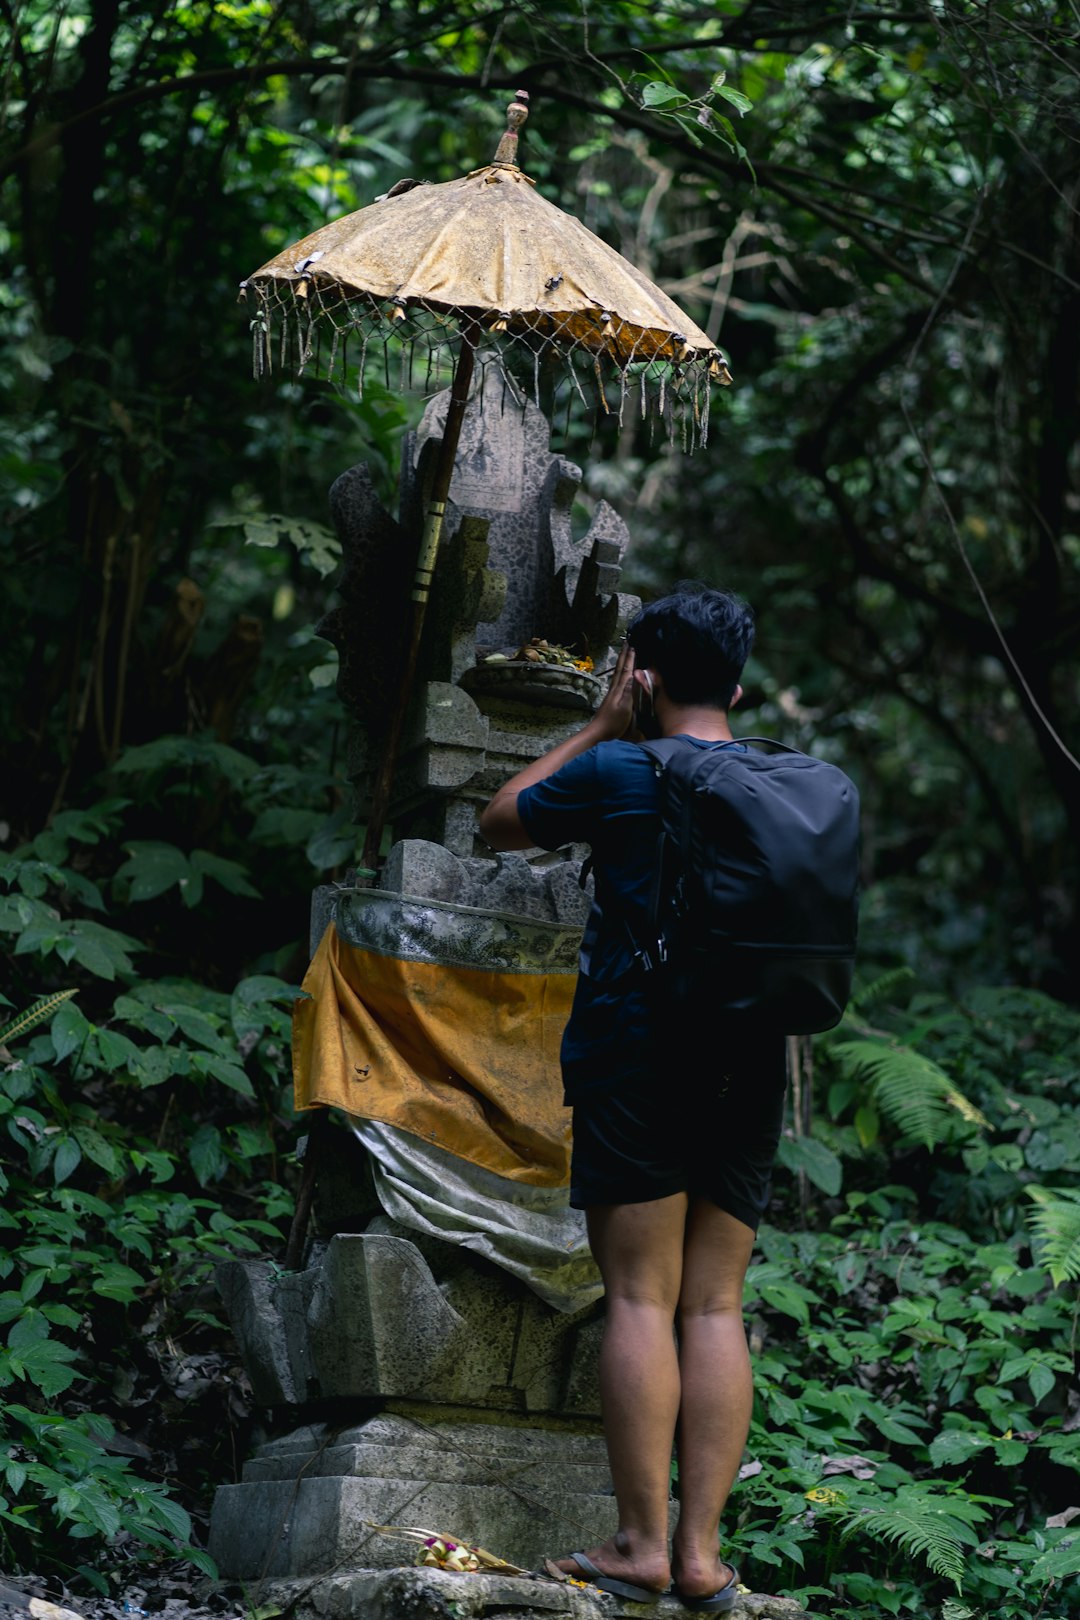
xmin=241 ymin=95 xmax=731 ymax=445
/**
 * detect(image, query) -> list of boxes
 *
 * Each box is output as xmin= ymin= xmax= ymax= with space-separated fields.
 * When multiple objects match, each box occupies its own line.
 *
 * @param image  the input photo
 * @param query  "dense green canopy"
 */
xmin=4 ymin=0 xmax=1078 ymax=986
xmin=2 ymin=4 xmax=1079 ymax=1610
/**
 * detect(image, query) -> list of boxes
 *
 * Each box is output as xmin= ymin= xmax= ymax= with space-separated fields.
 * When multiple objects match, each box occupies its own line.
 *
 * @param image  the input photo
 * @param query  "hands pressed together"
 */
xmin=589 ymin=639 xmax=638 ymax=744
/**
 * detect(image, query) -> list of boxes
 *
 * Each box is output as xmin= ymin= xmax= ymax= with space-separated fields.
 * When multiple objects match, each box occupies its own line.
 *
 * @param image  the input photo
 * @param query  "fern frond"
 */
xmin=835 ymin=1502 xmax=971 ymax=1590
xmin=1025 ymin=1185 xmax=1080 ymax=1287
xmin=0 ymin=989 xmax=77 ymax=1047
xmin=847 ymin=966 xmax=916 ymax=1016
xmin=832 ymin=1039 xmax=989 ymax=1150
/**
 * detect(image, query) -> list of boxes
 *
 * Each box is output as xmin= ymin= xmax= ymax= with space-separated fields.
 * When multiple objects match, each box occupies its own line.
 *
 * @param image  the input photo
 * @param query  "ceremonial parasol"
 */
xmin=240 ymin=91 xmax=732 ymax=872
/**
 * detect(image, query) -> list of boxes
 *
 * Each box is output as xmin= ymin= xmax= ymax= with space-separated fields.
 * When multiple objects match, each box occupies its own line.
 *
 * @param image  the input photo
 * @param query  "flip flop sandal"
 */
xmin=549 ymin=1551 xmax=665 ymax=1604
xmin=673 ymin=1565 xmax=741 ymax=1611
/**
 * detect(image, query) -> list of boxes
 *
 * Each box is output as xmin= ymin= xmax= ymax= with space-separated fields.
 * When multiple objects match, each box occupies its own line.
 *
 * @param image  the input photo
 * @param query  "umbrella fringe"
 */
xmin=567 ymin=352 xmax=591 ymax=416
xmin=243 ymin=284 xmax=725 ymax=450
xmin=592 ymin=356 xmax=609 ymax=415
xmin=560 ymin=380 xmax=573 ymax=445
xmin=357 ymin=328 xmax=371 ymax=401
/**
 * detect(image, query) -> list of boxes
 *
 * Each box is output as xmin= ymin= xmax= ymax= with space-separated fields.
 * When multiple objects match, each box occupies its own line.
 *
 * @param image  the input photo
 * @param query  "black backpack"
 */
xmin=631 ymin=737 xmax=860 ymax=1034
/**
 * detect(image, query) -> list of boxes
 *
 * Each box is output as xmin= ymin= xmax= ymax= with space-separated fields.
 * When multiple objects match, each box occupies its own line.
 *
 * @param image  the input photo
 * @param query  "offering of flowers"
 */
xmin=364 ymin=1520 xmax=530 ymax=1575
xmin=483 ymin=638 xmax=593 ymax=672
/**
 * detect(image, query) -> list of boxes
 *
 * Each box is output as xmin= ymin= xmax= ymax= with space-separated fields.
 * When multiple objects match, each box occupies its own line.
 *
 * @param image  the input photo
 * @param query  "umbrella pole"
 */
xmin=358 ymin=318 xmax=479 ymax=876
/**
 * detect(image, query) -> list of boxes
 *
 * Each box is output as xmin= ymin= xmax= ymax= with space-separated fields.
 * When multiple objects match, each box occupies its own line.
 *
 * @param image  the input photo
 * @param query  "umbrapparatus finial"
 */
xmin=493 ymin=89 xmax=530 ymax=165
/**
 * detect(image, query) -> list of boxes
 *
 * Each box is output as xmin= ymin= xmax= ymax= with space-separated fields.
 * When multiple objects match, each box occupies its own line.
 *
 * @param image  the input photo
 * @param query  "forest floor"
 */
xmin=0 ymin=1570 xmax=243 ymax=1620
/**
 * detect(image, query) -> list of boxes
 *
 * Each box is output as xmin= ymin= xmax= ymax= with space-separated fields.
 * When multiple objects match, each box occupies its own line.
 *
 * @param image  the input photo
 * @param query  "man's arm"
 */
xmin=478 ymin=641 xmax=638 ymax=851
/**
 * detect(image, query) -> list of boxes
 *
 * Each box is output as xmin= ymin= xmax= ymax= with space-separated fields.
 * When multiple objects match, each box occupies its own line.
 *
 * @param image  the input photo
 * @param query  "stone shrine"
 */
xmin=210 ymin=377 xmax=638 ymax=1584
xmin=208 ymin=374 xmax=818 ymax=1620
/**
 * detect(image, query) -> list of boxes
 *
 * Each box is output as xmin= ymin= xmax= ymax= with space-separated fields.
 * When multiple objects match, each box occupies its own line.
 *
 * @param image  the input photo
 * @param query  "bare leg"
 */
xmin=555 ymin=1192 xmax=688 ymax=1596
xmin=671 ymin=1200 xmax=756 ymax=1600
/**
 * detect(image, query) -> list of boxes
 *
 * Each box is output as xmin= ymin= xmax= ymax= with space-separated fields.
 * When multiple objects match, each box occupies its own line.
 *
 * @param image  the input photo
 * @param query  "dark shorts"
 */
xmin=568 ymin=1032 xmax=788 ymax=1230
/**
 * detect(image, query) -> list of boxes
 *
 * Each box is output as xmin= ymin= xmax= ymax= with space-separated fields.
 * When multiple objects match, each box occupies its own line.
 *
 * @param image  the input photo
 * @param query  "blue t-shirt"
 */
xmin=517 ymin=736 xmax=741 ymax=1099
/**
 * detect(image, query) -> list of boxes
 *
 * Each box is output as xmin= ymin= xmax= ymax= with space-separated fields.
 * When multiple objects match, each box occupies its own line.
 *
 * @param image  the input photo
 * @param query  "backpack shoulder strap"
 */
xmin=727 ymin=736 xmax=804 ymax=756
xmin=640 ymin=736 xmax=802 ymax=766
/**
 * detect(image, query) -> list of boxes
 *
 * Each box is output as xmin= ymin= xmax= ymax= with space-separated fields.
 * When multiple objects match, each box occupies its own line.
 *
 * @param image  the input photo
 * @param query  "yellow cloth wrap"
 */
xmin=292 ymin=921 xmax=576 ymax=1187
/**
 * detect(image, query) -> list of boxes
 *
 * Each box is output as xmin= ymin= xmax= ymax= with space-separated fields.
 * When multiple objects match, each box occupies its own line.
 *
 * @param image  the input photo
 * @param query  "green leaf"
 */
xmin=190 ymin=1051 xmax=254 ymax=1097
xmin=305 ymin=808 xmax=359 ymax=870
xmin=50 ymin=998 xmax=90 ymax=1061
xmin=67 ymin=921 xmax=141 ymax=980
xmin=131 ymin=1046 xmax=176 ymax=1088
xmin=234 ymin=512 xmax=341 ymax=576
xmin=130 ymin=1149 xmax=175 ymax=1183
xmin=112 ymin=995 xmax=174 ymax=1041
xmin=20 ymin=1271 xmax=47 ymax=1303
xmin=93 ymin=1027 xmax=143 ymax=1073
xmin=71 ymin=1125 xmax=122 ymax=1178
xmin=91 ymin=1263 xmax=144 ymax=1302
xmin=190 ymin=849 xmax=260 ymax=899
xmin=874 ymin=1415 xmax=926 ymax=1445
xmin=40 ymin=1304 xmax=82 ymax=1330
xmin=235 ymin=974 xmax=298 ymax=1005
xmin=1029 ymin=1536 xmax=1080 ymax=1581
xmin=993 ymin=1437 xmax=1029 ymax=1466
xmin=8 ymin=1312 xmax=48 ymax=1349
xmin=3 ymin=1336 xmax=79 ymax=1397
xmin=641 ymin=80 xmax=686 ymax=108
xmin=716 ymin=84 xmax=753 ymax=114
xmin=115 ymin=842 xmax=193 ymax=903
xmin=1029 ymin=1361 xmax=1056 ymax=1404
xmin=250 ymin=806 xmax=323 ymax=847
xmin=928 ymin=1431 xmax=992 ymax=1467
xmin=143 ymin=1490 xmax=192 ymax=1540
xmin=775 ymin=1134 xmax=843 ymax=1196
xmin=188 ymin=1124 xmax=228 ymax=1186
xmin=183 ymin=1549 xmax=219 ymax=1578
xmin=112 ymin=736 xmax=256 ymax=783
xmin=157 ymin=1003 xmax=229 ymax=1052
xmin=69 ymin=1486 xmax=122 ymax=1539
xmin=758 ymin=1283 xmax=813 ymax=1326
xmin=854 ymin=1104 xmax=880 ymax=1148
xmin=52 ymin=1136 xmax=82 ymax=1185
xmin=229 ymin=1122 xmax=273 ymax=1160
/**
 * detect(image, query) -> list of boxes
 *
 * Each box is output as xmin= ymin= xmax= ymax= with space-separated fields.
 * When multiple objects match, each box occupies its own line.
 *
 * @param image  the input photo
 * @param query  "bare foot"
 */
xmin=552 ymin=1532 xmax=671 ymax=1597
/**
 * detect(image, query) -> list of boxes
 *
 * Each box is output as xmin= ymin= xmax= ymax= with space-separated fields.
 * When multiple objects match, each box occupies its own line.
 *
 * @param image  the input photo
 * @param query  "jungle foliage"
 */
xmin=2 ymin=2 xmax=1079 ymax=1616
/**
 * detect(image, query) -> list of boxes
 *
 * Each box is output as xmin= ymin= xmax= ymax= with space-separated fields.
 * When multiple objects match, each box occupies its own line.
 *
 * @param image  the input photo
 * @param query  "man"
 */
xmin=478 ymin=585 xmax=787 ymax=1610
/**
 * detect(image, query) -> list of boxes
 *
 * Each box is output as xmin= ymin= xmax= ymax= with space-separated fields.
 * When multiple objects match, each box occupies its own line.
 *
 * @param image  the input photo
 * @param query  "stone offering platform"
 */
xmin=225 ymin=1567 xmax=817 ymax=1620
xmin=209 ymin=1411 xmax=617 ymax=1580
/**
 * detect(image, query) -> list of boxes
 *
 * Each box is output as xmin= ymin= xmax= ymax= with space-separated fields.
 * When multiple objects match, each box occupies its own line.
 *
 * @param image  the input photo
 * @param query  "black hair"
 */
xmin=626 ymin=582 xmax=755 ymax=709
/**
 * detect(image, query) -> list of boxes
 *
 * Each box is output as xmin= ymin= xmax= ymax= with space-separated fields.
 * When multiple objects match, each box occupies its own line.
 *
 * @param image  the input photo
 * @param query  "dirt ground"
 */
xmin=0 ymin=1571 xmax=245 ymax=1620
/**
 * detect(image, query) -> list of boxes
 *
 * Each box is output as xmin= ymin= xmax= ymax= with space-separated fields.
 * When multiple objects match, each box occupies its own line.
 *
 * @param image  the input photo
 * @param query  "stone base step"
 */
xmin=221 ymin=1567 xmax=817 ymax=1620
